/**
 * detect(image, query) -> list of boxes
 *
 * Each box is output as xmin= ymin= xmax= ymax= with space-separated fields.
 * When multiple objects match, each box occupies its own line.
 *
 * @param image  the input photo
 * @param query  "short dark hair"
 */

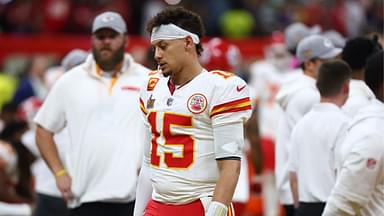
xmin=146 ymin=6 xmax=205 ymax=56
xmin=342 ymin=36 xmax=382 ymax=71
xmin=364 ymin=50 xmax=383 ymax=97
xmin=316 ymin=60 xmax=352 ymax=97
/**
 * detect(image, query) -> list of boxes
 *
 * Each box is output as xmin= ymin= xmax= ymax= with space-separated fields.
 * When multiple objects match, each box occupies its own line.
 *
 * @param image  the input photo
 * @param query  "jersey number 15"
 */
xmin=148 ymin=112 xmax=195 ymax=169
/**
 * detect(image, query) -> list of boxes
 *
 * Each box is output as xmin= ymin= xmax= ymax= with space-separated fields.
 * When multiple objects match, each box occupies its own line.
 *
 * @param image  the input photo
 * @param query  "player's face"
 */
xmin=306 ymin=58 xmax=326 ymax=78
xmin=92 ymin=28 xmax=126 ymax=71
xmin=152 ymin=39 xmax=186 ymax=77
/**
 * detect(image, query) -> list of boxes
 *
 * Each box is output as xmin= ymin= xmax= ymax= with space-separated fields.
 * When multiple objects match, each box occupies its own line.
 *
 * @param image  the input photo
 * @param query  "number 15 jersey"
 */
xmin=139 ymin=69 xmax=252 ymax=204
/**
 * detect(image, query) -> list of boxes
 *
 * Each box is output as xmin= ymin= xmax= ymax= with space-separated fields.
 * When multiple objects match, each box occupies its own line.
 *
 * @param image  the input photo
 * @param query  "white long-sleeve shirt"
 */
xmin=288 ymin=103 xmax=349 ymax=202
xmin=323 ymin=99 xmax=384 ymax=216
xmin=275 ymin=73 xmax=320 ymax=204
xmin=342 ymin=79 xmax=375 ymax=118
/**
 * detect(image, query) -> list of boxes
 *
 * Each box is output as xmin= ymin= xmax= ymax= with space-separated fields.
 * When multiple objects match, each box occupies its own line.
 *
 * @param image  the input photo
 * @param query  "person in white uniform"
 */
xmin=323 ymin=50 xmax=384 ymax=216
xmin=288 ymin=60 xmax=351 ymax=216
xmin=34 ymin=11 xmax=150 ymax=216
xmin=275 ymin=35 xmax=341 ymax=216
xmin=341 ymin=36 xmax=382 ymax=117
xmin=134 ymin=7 xmax=252 ymax=216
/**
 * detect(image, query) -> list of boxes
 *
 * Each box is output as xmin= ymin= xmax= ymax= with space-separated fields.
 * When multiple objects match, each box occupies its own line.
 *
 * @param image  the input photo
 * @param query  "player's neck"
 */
xmin=320 ymin=95 xmax=346 ymax=108
xmin=171 ymin=61 xmax=202 ymax=86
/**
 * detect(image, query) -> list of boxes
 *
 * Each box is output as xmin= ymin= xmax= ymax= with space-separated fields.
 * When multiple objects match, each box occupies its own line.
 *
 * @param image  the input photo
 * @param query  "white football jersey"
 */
xmin=139 ymin=69 xmax=252 ymax=204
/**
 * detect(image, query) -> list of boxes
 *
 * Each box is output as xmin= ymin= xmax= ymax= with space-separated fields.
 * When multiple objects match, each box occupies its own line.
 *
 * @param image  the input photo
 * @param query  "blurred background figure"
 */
xmin=323 ymin=50 xmax=384 ymax=216
xmin=275 ymin=34 xmax=342 ymax=216
xmin=341 ymin=36 xmax=382 ymax=118
xmin=11 ymin=55 xmax=52 ymax=106
xmin=322 ymin=30 xmax=346 ymax=49
xmin=284 ymin=22 xmax=321 ymax=56
xmin=0 ymin=72 xmax=17 ymax=113
xmin=61 ymin=49 xmax=89 ymax=72
xmin=248 ymin=31 xmax=298 ymax=216
xmin=200 ymin=37 xmax=241 ymax=72
xmin=19 ymin=48 xmax=88 ymax=216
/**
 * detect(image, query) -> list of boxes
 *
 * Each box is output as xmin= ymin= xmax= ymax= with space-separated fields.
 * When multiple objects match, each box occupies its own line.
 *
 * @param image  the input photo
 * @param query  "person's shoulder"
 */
xmin=206 ymin=70 xmax=247 ymax=86
xmin=59 ymin=64 xmax=86 ymax=81
xmin=142 ymin=70 xmax=165 ymax=92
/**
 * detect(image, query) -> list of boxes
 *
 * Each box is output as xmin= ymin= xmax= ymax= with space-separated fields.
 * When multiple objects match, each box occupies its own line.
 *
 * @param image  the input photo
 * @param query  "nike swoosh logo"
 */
xmin=236 ymin=85 xmax=246 ymax=92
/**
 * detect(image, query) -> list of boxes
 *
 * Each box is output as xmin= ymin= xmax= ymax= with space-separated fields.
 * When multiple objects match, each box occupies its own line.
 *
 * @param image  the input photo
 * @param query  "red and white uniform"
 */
xmin=139 ymin=69 xmax=252 ymax=204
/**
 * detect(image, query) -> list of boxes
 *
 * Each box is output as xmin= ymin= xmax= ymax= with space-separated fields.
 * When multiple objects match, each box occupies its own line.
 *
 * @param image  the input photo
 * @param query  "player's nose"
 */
xmin=154 ymin=47 xmax=163 ymax=61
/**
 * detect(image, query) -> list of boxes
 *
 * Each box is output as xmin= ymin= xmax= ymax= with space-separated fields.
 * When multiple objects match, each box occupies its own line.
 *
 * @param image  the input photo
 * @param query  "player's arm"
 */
xmin=207 ymin=121 xmax=246 ymax=216
xmin=36 ymin=125 xmax=72 ymax=201
xmin=208 ymin=76 xmax=252 ymax=215
xmin=134 ymin=87 xmax=154 ymax=216
xmin=245 ymin=106 xmax=262 ymax=174
xmin=34 ymin=76 xmax=71 ymax=201
xmin=288 ymin=126 xmax=300 ymax=208
xmin=289 ymin=171 xmax=299 ymax=208
xmin=211 ymin=158 xmax=240 ymax=205
xmin=133 ymin=125 xmax=152 ymax=216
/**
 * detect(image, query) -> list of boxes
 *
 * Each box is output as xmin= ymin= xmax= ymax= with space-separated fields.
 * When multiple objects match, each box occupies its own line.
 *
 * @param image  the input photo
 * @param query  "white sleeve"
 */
xmin=33 ymin=77 xmax=66 ymax=133
xmin=213 ymin=122 xmax=244 ymax=159
xmin=287 ymin=126 xmax=299 ymax=172
xmin=0 ymin=202 xmax=31 ymax=216
xmin=332 ymin=121 xmax=350 ymax=174
xmin=133 ymin=159 xmax=152 ymax=216
xmin=323 ymin=134 xmax=383 ymax=215
xmin=286 ymin=90 xmax=319 ymax=128
xmin=210 ymin=76 xmax=252 ymax=127
xmin=133 ymin=124 xmax=152 ymax=216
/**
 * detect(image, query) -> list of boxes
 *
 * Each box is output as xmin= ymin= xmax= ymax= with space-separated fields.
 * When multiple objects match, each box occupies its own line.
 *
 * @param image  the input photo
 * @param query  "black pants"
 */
xmin=283 ymin=204 xmax=296 ymax=216
xmin=296 ymin=202 xmax=326 ymax=216
xmin=34 ymin=193 xmax=70 ymax=216
xmin=69 ymin=201 xmax=135 ymax=216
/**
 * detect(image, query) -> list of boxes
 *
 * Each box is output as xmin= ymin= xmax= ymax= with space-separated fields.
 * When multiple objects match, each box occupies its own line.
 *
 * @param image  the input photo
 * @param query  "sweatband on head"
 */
xmin=151 ymin=23 xmax=200 ymax=44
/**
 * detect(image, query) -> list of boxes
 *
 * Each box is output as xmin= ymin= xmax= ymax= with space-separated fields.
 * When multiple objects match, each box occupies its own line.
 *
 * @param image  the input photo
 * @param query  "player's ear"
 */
xmin=185 ymin=36 xmax=194 ymax=50
xmin=342 ymin=80 xmax=349 ymax=95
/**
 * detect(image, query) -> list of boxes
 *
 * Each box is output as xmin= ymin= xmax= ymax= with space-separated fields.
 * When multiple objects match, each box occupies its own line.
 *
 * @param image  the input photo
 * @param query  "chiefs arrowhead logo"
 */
xmin=187 ymin=93 xmax=207 ymax=114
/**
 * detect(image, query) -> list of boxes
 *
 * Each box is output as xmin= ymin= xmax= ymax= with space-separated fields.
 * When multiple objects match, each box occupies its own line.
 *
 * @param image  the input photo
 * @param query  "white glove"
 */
xmin=205 ymin=201 xmax=228 ymax=216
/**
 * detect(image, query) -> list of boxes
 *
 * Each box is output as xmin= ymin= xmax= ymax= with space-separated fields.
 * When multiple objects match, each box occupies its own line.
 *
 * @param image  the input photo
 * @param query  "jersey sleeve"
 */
xmin=209 ymin=75 xmax=252 ymax=127
xmin=33 ymin=76 xmax=67 ymax=133
xmin=209 ymin=74 xmax=252 ymax=159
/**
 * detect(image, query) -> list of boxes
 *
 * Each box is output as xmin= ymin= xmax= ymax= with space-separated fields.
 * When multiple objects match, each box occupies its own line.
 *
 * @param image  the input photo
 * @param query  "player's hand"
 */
xmin=56 ymin=174 xmax=74 ymax=202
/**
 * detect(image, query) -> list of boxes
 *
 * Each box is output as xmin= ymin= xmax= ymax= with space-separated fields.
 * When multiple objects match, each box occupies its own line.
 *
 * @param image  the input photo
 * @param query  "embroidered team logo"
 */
xmin=366 ymin=158 xmax=377 ymax=169
xmin=147 ymin=77 xmax=159 ymax=91
xmin=187 ymin=93 xmax=207 ymax=114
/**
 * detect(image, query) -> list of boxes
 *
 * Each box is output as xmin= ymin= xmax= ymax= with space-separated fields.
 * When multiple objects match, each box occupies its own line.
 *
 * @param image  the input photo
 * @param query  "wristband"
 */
xmin=206 ymin=201 xmax=228 ymax=216
xmin=55 ymin=169 xmax=67 ymax=177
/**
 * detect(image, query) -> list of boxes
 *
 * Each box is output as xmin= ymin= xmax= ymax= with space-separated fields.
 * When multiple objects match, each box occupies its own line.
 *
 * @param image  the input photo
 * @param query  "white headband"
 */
xmin=151 ymin=23 xmax=200 ymax=44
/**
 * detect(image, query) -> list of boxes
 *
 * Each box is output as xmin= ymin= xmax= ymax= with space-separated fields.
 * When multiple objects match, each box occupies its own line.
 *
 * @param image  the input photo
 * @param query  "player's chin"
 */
xmin=162 ymin=69 xmax=171 ymax=77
